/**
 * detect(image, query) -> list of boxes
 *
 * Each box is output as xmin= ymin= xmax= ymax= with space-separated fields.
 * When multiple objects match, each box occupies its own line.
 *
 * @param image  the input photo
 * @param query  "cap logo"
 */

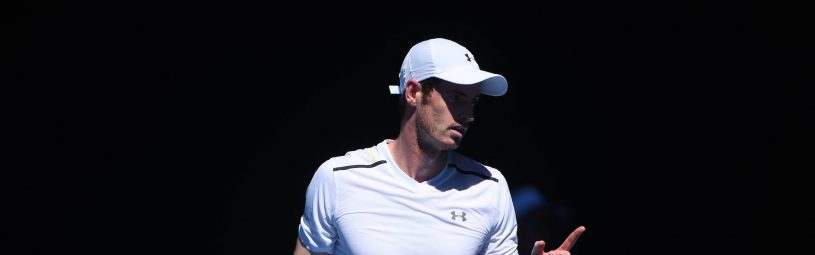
xmin=465 ymin=53 xmax=472 ymax=62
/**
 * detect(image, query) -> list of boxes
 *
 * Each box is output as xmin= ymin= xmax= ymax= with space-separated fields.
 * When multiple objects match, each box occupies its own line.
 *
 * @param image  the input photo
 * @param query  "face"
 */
xmin=415 ymin=80 xmax=481 ymax=151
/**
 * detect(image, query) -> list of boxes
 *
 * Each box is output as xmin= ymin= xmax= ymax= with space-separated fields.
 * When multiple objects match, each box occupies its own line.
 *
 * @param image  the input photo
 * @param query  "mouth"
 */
xmin=450 ymin=126 xmax=467 ymax=136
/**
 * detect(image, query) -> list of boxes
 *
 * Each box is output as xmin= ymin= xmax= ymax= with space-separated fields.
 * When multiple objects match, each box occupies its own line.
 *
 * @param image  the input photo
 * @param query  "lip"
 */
xmin=449 ymin=126 xmax=467 ymax=137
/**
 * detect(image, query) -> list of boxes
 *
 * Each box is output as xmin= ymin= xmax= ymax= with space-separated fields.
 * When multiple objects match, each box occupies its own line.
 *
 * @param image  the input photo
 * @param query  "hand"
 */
xmin=530 ymin=226 xmax=586 ymax=255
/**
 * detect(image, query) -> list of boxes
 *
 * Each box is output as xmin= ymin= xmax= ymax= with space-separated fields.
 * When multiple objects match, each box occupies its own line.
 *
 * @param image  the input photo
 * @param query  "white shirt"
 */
xmin=299 ymin=140 xmax=518 ymax=255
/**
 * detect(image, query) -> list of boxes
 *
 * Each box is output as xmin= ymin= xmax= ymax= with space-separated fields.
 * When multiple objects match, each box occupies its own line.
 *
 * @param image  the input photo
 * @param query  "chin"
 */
xmin=445 ymin=138 xmax=462 ymax=150
xmin=447 ymin=143 xmax=460 ymax=150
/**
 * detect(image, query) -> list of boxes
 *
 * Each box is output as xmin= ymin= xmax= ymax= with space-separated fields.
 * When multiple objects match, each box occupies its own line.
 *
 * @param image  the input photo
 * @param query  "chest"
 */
xmin=333 ymin=181 xmax=496 ymax=254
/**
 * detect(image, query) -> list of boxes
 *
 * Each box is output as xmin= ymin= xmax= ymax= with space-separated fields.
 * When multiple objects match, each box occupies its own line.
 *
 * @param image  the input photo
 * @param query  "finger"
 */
xmin=530 ymin=240 xmax=546 ymax=255
xmin=557 ymin=226 xmax=586 ymax=251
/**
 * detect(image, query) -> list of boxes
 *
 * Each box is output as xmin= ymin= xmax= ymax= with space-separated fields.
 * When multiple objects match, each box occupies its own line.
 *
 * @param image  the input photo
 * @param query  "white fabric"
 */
xmin=299 ymin=140 xmax=519 ymax=255
xmin=398 ymin=38 xmax=508 ymax=96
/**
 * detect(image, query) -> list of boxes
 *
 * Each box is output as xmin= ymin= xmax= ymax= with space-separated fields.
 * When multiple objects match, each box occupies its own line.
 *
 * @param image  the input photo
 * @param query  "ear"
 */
xmin=404 ymin=79 xmax=422 ymax=107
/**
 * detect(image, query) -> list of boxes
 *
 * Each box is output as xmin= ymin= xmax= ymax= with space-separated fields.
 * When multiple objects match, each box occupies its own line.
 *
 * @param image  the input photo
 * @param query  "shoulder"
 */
xmin=308 ymin=145 xmax=381 ymax=186
xmin=320 ymin=144 xmax=385 ymax=173
xmin=448 ymin=151 xmax=507 ymax=184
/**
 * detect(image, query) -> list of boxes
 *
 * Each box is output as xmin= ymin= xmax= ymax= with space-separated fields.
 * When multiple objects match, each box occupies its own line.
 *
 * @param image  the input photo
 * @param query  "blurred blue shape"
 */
xmin=511 ymin=185 xmax=546 ymax=218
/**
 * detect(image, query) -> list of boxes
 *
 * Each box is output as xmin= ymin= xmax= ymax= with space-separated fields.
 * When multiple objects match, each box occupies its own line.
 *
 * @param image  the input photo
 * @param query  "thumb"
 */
xmin=531 ymin=240 xmax=546 ymax=255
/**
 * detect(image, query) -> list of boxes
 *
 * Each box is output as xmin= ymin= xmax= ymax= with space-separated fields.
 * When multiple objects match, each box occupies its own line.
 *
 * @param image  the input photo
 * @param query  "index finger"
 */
xmin=557 ymin=226 xmax=586 ymax=251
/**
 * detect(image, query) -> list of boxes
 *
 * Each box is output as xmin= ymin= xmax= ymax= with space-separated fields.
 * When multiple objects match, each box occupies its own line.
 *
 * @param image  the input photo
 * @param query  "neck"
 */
xmin=388 ymin=120 xmax=448 ymax=183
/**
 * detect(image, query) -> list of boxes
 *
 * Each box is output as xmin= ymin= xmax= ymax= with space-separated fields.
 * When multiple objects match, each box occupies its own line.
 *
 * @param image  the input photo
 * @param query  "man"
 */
xmin=294 ymin=38 xmax=585 ymax=255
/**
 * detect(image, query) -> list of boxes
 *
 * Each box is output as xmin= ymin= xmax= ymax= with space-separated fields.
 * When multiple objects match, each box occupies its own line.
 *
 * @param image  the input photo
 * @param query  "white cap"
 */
xmin=397 ymin=38 xmax=508 ymax=96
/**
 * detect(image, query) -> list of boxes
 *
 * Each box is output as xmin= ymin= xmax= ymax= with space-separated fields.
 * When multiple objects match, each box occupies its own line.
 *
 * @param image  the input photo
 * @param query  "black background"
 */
xmin=11 ymin=1 xmax=813 ymax=254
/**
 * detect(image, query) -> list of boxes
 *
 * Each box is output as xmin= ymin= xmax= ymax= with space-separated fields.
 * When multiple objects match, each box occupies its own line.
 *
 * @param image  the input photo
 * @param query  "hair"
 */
xmin=398 ymin=77 xmax=443 ymax=120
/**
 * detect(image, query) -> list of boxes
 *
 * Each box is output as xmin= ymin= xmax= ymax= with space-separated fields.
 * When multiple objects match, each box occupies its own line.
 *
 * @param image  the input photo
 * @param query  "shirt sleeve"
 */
xmin=298 ymin=158 xmax=338 ymax=254
xmin=484 ymin=174 xmax=520 ymax=255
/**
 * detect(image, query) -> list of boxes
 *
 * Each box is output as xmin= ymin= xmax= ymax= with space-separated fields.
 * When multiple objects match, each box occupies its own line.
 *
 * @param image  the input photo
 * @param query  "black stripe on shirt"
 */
xmin=333 ymin=160 xmax=387 ymax=171
xmin=449 ymin=164 xmax=499 ymax=182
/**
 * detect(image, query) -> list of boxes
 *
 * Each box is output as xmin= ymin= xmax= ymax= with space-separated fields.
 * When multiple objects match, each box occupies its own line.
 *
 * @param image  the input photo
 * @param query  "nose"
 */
xmin=459 ymin=114 xmax=475 ymax=124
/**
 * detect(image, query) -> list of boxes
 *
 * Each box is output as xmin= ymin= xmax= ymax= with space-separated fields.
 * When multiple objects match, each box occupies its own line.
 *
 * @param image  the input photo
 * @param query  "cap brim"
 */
xmin=433 ymin=69 xmax=508 ymax=96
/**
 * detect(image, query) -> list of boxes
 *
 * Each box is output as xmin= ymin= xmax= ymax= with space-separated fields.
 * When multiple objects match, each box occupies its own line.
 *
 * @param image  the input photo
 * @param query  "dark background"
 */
xmin=11 ymin=1 xmax=812 ymax=254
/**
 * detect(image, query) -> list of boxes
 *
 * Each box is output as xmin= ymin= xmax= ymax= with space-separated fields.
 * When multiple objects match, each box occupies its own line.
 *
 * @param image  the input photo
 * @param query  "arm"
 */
xmin=484 ymin=171 xmax=521 ymax=254
xmin=297 ymin=159 xmax=338 ymax=254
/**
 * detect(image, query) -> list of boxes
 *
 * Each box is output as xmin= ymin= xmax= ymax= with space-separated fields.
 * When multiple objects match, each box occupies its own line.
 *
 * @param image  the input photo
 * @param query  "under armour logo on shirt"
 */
xmin=451 ymin=211 xmax=467 ymax=221
xmin=465 ymin=53 xmax=472 ymax=62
